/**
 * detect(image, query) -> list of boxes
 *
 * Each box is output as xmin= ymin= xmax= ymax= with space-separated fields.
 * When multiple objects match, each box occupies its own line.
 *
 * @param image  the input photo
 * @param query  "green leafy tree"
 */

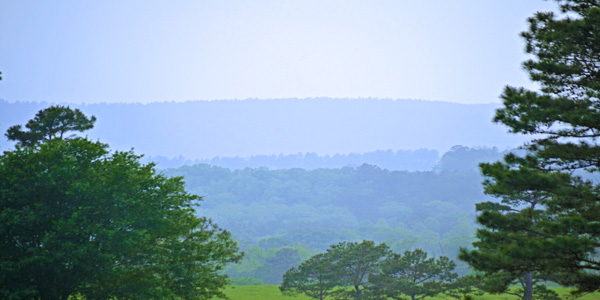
xmin=328 ymin=240 xmax=390 ymax=300
xmin=0 ymin=108 xmax=241 ymax=300
xmin=5 ymin=105 xmax=96 ymax=147
xmin=370 ymin=249 xmax=458 ymax=300
xmin=464 ymin=0 xmax=600 ymax=295
xmin=280 ymin=253 xmax=339 ymax=300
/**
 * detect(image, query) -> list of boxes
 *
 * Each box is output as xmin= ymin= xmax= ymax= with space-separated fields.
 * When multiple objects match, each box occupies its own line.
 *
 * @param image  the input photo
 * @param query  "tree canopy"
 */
xmin=462 ymin=0 xmax=600 ymax=296
xmin=369 ymin=249 xmax=458 ymax=300
xmin=280 ymin=242 xmax=464 ymax=300
xmin=459 ymin=155 xmax=563 ymax=300
xmin=0 ymin=107 xmax=241 ymax=299
xmin=280 ymin=253 xmax=339 ymax=300
xmin=328 ymin=241 xmax=390 ymax=299
xmin=5 ymin=105 xmax=96 ymax=147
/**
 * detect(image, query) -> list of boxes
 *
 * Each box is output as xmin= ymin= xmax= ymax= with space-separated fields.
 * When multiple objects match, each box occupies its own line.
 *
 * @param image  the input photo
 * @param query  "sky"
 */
xmin=0 ymin=0 xmax=557 ymax=104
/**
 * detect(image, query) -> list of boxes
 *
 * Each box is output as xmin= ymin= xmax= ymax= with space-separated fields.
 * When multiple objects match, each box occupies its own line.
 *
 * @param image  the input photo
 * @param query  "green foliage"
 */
xmin=5 ymin=105 xmax=96 ymax=147
xmin=0 ymin=110 xmax=241 ymax=299
xmin=443 ymin=275 xmax=485 ymax=300
xmin=459 ymin=155 xmax=566 ymax=299
xmin=328 ymin=241 xmax=390 ymax=299
xmin=164 ymin=161 xmax=484 ymax=246
xmin=225 ymin=244 xmax=314 ymax=285
xmin=369 ymin=249 xmax=459 ymax=300
xmin=281 ymin=242 xmax=463 ymax=300
xmin=166 ymin=160 xmax=488 ymax=282
xmin=280 ymin=241 xmax=391 ymax=300
xmin=464 ymin=0 xmax=600 ymax=296
xmin=280 ymin=253 xmax=339 ymax=300
xmin=260 ymin=247 xmax=304 ymax=284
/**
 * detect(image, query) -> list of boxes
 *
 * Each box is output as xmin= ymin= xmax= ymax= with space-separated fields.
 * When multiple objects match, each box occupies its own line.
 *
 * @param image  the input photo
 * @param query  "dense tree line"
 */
xmin=163 ymin=148 xmax=506 ymax=283
xmin=147 ymin=148 xmax=440 ymax=171
xmin=163 ymin=163 xmax=485 ymax=242
xmin=148 ymin=145 xmax=507 ymax=171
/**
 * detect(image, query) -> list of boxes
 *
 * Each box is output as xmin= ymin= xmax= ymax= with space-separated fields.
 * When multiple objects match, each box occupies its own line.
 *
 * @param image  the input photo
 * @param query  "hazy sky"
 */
xmin=0 ymin=0 xmax=557 ymax=104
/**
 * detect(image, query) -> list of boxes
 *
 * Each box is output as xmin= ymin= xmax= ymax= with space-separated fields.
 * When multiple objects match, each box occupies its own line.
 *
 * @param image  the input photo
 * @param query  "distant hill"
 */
xmin=0 ymin=98 xmax=527 ymax=159
xmin=145 ymin=148 xmax=440 ymax=171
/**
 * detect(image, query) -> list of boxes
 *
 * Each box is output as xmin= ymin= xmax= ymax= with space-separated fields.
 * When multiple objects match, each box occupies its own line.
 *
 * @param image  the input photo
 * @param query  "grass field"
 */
xmin=218 ymin=285 xmax=600 ymax=300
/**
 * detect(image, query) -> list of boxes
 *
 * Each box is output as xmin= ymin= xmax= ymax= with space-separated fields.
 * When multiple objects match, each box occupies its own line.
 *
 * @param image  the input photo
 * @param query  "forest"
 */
xmin=162 ymin=146 xmax=505 ymax=284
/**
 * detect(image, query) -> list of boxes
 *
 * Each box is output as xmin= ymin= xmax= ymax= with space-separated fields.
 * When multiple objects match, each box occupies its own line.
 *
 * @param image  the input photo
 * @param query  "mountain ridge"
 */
xmin=0 ymin=98 xmax=527 ymax=159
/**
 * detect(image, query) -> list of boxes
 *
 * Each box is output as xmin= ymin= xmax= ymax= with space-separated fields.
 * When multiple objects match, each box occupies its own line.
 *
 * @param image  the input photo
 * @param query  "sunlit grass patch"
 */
xmin=217 ymin=285 xmax=600 ymax=300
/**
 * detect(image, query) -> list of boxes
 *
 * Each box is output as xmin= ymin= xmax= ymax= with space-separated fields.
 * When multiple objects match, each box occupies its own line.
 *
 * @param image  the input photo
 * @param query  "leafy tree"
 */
xmin=5 ymin=105 xmax=96 ymax=147
xmin=327 ymin=240 xmax=390 ymax=299
xmin=370 ymin=249 xmax=458 ymax=300
xmin=280 ymin=253 xmax=339 ymax=300
xmin=0 ymin=108 xmax=241 ymax=299
xmin=464 ymin=0 xmax=600 ymax=295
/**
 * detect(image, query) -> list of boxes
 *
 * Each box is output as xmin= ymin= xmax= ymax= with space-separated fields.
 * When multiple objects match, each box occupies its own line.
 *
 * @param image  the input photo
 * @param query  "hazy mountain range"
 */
xmin=0 ymin=98 xmax=528 ymax=161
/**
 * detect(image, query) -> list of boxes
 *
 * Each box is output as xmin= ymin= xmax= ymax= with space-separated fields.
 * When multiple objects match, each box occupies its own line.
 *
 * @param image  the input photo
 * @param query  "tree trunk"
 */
xmin=355 ymin=285 xmax=361 ymax=299
xmin=523 ymin=271 xmax=533 ymax=300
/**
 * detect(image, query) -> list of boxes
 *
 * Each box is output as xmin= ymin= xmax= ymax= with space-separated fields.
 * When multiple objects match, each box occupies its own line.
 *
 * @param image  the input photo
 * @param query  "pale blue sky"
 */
xmin=0 ymin=0 xmax=556 ymax=104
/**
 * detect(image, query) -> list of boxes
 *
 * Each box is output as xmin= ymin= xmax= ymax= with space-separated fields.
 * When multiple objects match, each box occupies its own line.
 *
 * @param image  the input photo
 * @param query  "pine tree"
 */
xmin=462 ymin=0 xmax=600 ymax=295
xmin=459 ymin=155 xmax=564 ymax=300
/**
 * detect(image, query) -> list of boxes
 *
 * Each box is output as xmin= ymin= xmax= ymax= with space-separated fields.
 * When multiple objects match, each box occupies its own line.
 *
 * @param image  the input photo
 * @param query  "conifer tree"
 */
xmin=6 ymin=105 xmax=96 ymax=147
xmin=462 ymin=0 xmax=600 ymax=295
xmin=370 ymin=249 xmax=458 ymax=300
xmin=459 ymin=155 xmax=564 ymax=300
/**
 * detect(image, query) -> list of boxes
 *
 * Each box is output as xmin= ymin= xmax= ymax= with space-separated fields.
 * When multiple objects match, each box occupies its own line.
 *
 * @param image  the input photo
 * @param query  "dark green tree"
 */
xmin=6 ymin=105 xmax=96 ymax=147
xmin=464 ymin=0 xmax=600 ymax=295
xmin=370 ymin=249 xmax=458 ymax=300
xmin=280 ymin=252 xmax=339 ymax=300
xmin=0 ymin=108 xmax=241 ymax=300
xmin=459 ymin=155 xmax=565 ymax=300
xmin=442 ymin=275 xmax=484 ymax=300
xmin=471 ymin=272 xmax=559 ymax=300
xmin=327 ymin=240 xmax=390 ymax=300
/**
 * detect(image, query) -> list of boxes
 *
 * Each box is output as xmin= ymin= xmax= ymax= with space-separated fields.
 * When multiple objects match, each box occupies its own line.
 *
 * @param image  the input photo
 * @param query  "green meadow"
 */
xmin=218 ymin=285 xmax=600 ymax=300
